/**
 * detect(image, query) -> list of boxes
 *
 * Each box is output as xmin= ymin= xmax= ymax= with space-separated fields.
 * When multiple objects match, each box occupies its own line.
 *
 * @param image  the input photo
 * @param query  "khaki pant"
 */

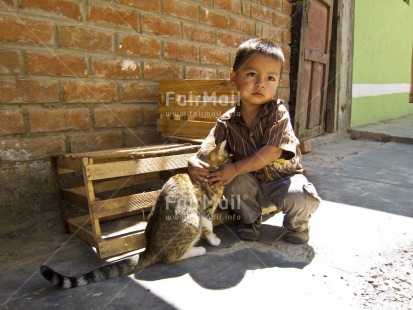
xmin=223 ymin=173 xmax=321 ymax=232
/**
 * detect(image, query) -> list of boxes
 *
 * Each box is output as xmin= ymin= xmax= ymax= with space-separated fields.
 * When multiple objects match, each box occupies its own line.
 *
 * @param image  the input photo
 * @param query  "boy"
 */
xmin=188 ymin=38 xmax=321 ymax=243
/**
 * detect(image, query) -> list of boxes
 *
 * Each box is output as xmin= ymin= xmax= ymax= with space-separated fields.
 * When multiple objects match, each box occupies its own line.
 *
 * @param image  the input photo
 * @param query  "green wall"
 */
xmin=352 ymin=0 xmax=413 ymax=127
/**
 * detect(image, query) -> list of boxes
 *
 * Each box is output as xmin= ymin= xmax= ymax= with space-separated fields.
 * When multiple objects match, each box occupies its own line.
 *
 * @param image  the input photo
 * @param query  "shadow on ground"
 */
xmin=136 ymin=224 xmax=315 ymax=290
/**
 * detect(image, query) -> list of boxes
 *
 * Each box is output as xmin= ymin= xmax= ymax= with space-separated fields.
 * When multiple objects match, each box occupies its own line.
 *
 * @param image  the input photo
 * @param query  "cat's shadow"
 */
xmin=134 ymin=224 xmax=315 ymax=290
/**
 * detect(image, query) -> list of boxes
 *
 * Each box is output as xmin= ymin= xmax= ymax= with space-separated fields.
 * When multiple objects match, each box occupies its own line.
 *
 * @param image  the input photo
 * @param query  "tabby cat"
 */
xmin=40 ymin=138 xmax=229 ymax=289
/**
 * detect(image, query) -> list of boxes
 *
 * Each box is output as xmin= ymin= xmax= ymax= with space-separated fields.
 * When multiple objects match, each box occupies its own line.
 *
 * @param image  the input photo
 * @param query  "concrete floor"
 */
xmin=1 ymin=114 xmax=413 ymax=309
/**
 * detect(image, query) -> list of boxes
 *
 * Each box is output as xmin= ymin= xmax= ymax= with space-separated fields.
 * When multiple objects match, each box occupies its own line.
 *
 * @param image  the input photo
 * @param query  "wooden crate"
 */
xmin=51 ymin=143 xmax=200 ymax=258
xmin=157 ymin=80 xmax=238 ymax=142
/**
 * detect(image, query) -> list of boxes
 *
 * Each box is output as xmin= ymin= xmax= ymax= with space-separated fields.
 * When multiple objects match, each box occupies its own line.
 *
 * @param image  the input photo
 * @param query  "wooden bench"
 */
xmin=52 ymin=79 xmax=277 ymax=259
xmin=51 ymin=144 xmax=199 ymax=258
xmin=157 ymin=79 xmax=238 ymax=143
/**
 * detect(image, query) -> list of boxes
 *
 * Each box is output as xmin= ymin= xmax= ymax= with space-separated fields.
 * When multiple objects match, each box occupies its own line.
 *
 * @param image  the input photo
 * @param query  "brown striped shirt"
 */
xmin=211 ymin=99 xmax=303 ymax=181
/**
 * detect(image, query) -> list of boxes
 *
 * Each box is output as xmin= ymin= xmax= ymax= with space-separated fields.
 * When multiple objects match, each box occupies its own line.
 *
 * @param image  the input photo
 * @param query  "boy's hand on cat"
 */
xmin=188 ymin=156 xmax=210 ymax=184
xmin=207 ymin=163 xmax=237 ymax=188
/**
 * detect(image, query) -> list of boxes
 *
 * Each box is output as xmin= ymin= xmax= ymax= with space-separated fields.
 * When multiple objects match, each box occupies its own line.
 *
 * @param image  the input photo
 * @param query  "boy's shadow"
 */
xmin=134 ymin=224 xmax=315 ymax=290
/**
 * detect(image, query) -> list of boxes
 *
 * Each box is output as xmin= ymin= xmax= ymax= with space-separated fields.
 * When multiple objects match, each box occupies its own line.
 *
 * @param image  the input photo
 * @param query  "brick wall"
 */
xmin=0 ymin=0 xmax=291 ymax=233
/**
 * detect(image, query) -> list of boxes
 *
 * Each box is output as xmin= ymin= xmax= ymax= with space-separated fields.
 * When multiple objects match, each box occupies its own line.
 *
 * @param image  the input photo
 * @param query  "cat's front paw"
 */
xmin=209 ymin=234 xmax=221 ymax=246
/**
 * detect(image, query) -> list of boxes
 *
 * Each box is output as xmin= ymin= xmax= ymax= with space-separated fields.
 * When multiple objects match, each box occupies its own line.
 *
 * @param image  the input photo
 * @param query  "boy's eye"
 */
xmin=268 ymin=76 xmax=276 ymax=81
xmin=246 ymin=72 xmax=256 ymax=77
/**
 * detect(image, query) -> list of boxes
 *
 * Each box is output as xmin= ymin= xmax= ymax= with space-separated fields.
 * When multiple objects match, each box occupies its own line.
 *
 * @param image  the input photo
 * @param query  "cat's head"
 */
xmin=197 ymin=137 xmax=229 ymax=170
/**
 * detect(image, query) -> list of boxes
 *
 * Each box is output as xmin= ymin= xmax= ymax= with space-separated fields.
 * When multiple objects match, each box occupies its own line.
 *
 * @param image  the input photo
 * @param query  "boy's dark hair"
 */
xmin=232 ymin=38 xmax=285 ymax=79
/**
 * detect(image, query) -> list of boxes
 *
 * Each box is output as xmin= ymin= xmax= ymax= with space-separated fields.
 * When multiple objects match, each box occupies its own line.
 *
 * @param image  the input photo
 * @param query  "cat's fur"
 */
xmin=40 ymin=138 xmax=229 ymax=289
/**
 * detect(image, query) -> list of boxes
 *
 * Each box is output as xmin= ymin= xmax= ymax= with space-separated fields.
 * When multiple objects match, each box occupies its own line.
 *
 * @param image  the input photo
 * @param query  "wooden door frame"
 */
xmin=326 ymin=0 xmax=355 ymax=135
xmin=290 ymin=0 xmax=354 ymax=137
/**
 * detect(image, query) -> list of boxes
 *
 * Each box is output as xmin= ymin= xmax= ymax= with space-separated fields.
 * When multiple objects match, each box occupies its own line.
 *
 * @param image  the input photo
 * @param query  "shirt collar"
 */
xmin=232 ymin=99 xmax=282 ymax=122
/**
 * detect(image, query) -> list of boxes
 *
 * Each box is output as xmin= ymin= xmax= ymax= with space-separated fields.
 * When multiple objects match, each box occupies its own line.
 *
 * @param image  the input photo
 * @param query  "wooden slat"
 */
xmin=67 ymin=216 xmax=96 ymax=247
xmin=159 ymin=79 xmax=236 ymax=95
xmin=85 ymin=153 xmax=194 ymax=181
xmin=63 ymin=143 xmax=193 ymax=160
xmin=165 ymin=136 xmax=205 ymax=144
xmin=92 ymin=190 xmax=160 ymax=219
xmin=158 ymin=105 xmax=232 ymax=121
xmin=304 ymin=49 xmax=329 ymax=64
xmin=93 ymin=172 xmax=161 ymax=194
xmin=50 ymin=156 xmax=69 ymax=233
xmin=157 ymin=119 xmax=216 ymax=139
xmin=97 ymin=231 xmax=146 ymax=258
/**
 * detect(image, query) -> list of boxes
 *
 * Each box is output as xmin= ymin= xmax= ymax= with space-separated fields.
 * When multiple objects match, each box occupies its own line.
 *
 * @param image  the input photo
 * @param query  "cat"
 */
xmin=40 ymin=138 xmax=229 ymax=289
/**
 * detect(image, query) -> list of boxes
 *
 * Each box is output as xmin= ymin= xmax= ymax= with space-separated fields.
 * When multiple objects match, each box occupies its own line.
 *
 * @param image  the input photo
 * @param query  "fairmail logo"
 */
xmin=165 ymin=91 xmax=240 ymax=107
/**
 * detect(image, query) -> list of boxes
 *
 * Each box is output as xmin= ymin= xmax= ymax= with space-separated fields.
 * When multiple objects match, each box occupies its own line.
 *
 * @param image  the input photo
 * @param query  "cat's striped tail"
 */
xmin=40 ymin=253 xmax=154 ymax=289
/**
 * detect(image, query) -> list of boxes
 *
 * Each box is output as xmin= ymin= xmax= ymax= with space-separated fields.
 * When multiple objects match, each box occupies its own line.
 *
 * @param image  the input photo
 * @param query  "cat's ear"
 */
xmin=218 ymin=140 xmax=227 ymax=154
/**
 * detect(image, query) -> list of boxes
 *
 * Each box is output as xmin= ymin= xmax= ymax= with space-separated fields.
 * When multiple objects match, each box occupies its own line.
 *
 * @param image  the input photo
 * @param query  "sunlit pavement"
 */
xmin=1 ymin=119 xmax=413 ymax=309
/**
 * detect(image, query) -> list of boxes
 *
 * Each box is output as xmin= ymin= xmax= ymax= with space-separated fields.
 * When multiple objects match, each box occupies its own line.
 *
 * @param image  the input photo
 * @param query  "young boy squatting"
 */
xmin=188 ymin=38 xmax=321 ymax=243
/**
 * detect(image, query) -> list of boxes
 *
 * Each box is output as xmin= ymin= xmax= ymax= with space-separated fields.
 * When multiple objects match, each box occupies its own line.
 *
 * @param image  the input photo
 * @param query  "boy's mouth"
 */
xmin=252 ymin=92 xmax=264 ymax=96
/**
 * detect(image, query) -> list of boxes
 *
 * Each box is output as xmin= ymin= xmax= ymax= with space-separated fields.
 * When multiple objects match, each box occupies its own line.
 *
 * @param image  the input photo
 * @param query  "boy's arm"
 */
xmin=208 ymin=144 xmax=282 ymax=187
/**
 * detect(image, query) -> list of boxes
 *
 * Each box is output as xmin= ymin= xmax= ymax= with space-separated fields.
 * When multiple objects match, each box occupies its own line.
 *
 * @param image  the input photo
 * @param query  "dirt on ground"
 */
xmin=354 ymin=242 xmax=413 ymax=310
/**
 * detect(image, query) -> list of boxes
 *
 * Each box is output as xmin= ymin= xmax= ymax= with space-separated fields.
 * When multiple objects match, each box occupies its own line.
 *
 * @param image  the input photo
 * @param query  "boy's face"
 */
xmin=230 ymin=54 xmax=282 ymax=107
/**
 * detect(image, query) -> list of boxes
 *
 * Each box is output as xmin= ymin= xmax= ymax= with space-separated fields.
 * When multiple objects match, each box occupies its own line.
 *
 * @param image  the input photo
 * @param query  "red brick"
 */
xmin=120 ymin=83 xmax=159 ymax=102
xmin=277 ymin=87 xmax=290 ymax=102
xmin=92 ymin=57 xmax=140 ymax=80
xmin=115 ymin=0 xmax=160 ymax=11
xmin=185 ymin=66 xmax=217 ymax=79
xmin=0 ymin=17 xmax=53 ymax=45
xmin=218 ymin=69 xmax=231 ymax=79
xmin=200 ymin=7 xmax=229 ymax=29
xmin=216 ymin=31 xmax=245 ymax=48
xmin=2 ymin=0 xmax=13 ymax=6
xmin=201 ymin=48 xmax=229 ymax=66
xmin=283 ymin=0 xmax=292 ymax=15
xmin=89 ymin=4 xmax=138 ymax=30
xmin=183 ymin=24 xmax=215 ymax=44
xmin=279 ymin=73 xmax=290 ymax=88
xmin=283 ymin=58 xmax=290 ymax=73
xmin=282 ymin=44 xmax=291 ymax=59
xmin=163 ymin=0 xmax=198 ymax=21
xmin=29 ymin=108 xmax=89 ymax=132
xmin=241 ymin=0 xmax=251 ymax=16
xmin=94 ymin=106 xmax=141 ymax=128
xmin=261 ymin=24 xmax=282 ymax=43
xmin=20 ymin=0 xmax=82 ymax=21
xmin=251 ymin=4 xmax=273 ymax=24
xmin=273 ymin=10 xmax=291 ymax=29
xmin=143 ymin=62 xmax=182 ymax=80
xmin=143 ymin=105 xmax=157 ymax=125
xmin=164 ymin=41 xmax=199 ymax=63
xmin=0 ymin=79 xmax=58 ymax=104
xmin=0 ymin=137 xmax=66 ymax=161
xmin=63 ymin=81 xmax=117 ymax=103
xmin=124 ymin=128 xmax=162 ymax=147
xmin=230 ymin=16 xmax=255 ymax=34
xmin=262 ymin=0 xmax=282 ymax=10
xmin=59 ymin=26 xmax=113 ymax=52
xmin=26 ymin=52 xmax=87 ymax=77
xmin=141 ymin=14 xmax=181 ymax=37
xmin=0 ymin=110 xmax=24 ymax=135
xmin=118 ymin=35 xmax=161 ymax=58
xmin=0 ymin=49 xmax=20 ymax=74
xmin=70 ymin=131 xmax=122 ymax=153
xmin=200 ymin=0 xmax=214 ymax=6
xmin=214 ymin=0 xmax=241 ymax=13
xmin=282 ymin=29 xmax=291 ymax=44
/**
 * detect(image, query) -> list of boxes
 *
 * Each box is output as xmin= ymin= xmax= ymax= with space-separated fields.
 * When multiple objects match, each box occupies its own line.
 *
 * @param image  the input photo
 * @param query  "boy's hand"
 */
xmin=188 ymin=155 xmax=210 ymax=184
xmin=207 ymin=163 xmax=238 ymax=188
